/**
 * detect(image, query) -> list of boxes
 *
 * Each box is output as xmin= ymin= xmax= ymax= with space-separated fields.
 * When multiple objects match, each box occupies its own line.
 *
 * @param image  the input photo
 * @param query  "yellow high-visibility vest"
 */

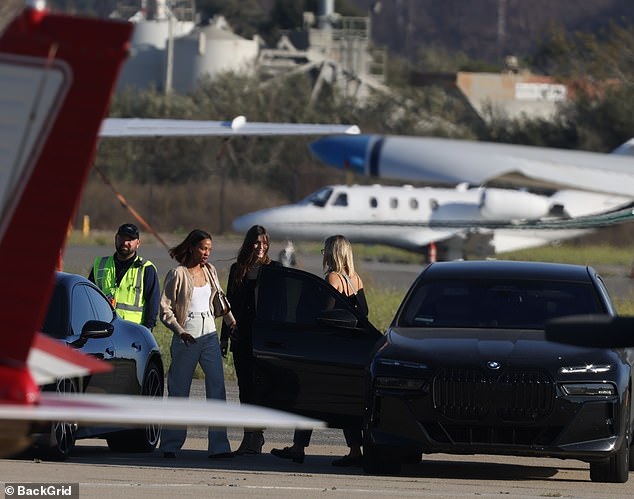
xmin=93 ymin=255 xmax=154 ymax=324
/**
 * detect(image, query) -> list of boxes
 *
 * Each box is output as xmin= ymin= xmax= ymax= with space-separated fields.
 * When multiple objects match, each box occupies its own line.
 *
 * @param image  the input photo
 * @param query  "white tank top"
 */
xmin=189 ymin=282 xmax=211 ymax=313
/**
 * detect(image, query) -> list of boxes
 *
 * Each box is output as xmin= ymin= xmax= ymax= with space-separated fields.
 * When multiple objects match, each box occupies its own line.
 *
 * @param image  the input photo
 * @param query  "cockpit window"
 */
xmin=302 ymin=187 xmax=333 ymax=207
xmin=332 ymin=192 xmax=348 ymax=206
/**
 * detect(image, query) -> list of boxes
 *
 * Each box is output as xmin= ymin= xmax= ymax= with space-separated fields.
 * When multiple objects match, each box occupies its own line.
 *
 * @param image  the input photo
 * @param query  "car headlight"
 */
xmin=375 ymin=376 xmax=426 ymax=390
xmin=372 ymin=359 xmax=429 ymax=390
xmin=561 ymin=382 xmax=616 ymax=396
xmin=559 ymin=364 xmax=612 ymax=374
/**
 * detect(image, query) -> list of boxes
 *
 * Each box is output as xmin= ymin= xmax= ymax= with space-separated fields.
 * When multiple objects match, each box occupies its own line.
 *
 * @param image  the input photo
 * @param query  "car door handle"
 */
xmin=131 ymin=342 xmax=142 ymax=351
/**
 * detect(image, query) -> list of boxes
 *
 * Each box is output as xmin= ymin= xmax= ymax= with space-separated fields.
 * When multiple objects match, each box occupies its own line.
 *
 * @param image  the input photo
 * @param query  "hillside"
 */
xmin=39 ymin=1 xmax=634 ymax=67
xmin=355 ymin=0 xmax=634 ymax=65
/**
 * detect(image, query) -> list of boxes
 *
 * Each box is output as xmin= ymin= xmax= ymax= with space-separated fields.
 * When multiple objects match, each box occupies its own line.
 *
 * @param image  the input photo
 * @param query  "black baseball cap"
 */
xmin=117 ymin=223 xmax=139 ymax=239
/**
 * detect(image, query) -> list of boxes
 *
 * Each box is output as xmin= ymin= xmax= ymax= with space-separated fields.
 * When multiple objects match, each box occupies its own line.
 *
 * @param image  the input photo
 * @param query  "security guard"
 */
xmin=89 ymin=223 xmax=160 ymax=330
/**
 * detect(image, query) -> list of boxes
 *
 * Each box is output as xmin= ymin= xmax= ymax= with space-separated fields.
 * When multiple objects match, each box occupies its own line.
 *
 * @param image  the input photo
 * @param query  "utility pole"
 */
xmin=497 ymin=0 xmax=507 ymax=61
xmin=164 ymin=1 xmax=174 ymax=94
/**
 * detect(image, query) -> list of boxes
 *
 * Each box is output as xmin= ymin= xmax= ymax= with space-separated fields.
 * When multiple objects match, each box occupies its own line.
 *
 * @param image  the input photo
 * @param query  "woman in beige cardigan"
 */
xmin=159 ymin=229 xmax=236 ymax=459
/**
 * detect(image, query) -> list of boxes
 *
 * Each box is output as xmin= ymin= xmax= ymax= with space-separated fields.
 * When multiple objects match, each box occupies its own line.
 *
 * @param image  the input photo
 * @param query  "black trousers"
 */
xmin=232 ymin=343 xmax=256 ymax=404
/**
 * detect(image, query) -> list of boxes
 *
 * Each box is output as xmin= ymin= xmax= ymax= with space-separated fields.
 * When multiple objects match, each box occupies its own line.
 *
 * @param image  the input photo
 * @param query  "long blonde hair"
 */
xmin=323 ymin=235 xmax=355 ymax=276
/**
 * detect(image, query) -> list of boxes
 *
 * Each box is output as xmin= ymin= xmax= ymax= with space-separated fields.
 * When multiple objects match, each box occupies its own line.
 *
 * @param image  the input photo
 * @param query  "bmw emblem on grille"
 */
xmin=487 ymin=361 xmax=501 ymax=370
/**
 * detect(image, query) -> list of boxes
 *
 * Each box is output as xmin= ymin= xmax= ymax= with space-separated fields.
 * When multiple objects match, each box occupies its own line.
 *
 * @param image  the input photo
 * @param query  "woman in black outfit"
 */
xmin=221 ymin=225 xmax=281 ymax=455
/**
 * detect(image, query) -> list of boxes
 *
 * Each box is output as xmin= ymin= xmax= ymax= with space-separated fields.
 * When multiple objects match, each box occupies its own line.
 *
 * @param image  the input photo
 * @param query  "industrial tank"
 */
xmin=117 ymin=18 xmax=195 ymax=91
xmin=171 ymin=19 xmax=259 ymax=93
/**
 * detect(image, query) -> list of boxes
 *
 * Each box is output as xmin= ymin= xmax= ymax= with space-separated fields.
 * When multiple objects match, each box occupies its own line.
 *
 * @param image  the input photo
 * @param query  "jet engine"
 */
xmin=479 ymin=189 xmax=551 ymax=220
xmin=429 ymin=188 xmax=553 ymax=225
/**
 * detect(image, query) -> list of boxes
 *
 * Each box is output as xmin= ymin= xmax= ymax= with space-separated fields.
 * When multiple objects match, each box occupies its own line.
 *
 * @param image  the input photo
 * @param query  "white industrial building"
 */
xmin=112 ymin=1 xmax=566 ymax=121
xmin=113 ymin=0 xmax=385 ymax=99
xmin=115 ymin=1 xmax=259 ymax=93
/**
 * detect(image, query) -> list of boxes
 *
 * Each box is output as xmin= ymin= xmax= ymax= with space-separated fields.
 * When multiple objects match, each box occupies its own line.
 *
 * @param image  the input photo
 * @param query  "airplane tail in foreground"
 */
xmin=0 ymin=7 xmax=133 ymax=403
xmin=0 ymin=8 xmax=323 ymax=460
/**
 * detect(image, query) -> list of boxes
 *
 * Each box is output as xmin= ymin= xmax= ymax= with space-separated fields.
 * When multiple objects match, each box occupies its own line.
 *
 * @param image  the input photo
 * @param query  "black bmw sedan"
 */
xmin=32 ymin=272 xmax=164 ymax=460
xmin=250 ymin=260 xmax=633 ymax=483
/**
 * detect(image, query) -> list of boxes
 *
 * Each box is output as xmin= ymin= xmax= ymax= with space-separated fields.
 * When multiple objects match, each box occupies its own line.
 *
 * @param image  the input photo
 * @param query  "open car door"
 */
xmin=252 ymin=266 xmax=384 ymax=428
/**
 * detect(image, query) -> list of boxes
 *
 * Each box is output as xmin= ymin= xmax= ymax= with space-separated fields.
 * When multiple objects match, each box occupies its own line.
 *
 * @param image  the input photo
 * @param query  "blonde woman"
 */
xmin=322 ymin=234 xmax=368 ymax=316
xmin=271 ymin=235 xmax=367 ymax=467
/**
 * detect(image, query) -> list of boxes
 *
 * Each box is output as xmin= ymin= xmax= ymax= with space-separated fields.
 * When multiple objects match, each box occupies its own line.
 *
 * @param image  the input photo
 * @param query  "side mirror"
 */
xmin=317 ymin=308 xmax=359 ymax=329
xmin=545 ymin=315 xmax=634 ymax=348
xmin=80 ymin=320 xmax=114 ymax=340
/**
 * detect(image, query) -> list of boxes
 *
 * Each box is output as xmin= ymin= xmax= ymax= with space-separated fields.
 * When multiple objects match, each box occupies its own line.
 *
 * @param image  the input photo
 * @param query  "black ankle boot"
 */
xmin=234 ymin=430 xmax=264 ymax=455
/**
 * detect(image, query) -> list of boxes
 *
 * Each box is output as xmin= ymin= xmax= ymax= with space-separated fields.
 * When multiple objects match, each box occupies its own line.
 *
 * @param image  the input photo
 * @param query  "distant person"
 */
xmin=89 ymin=223 xmax=159 ymax=330
xmin=221 ymin=225 xmax=282 ymax=455
xmin=271 ymin=234 xmax=368 ymax=466
xmin=278 ymin=240 xmax=296 ymax=267
xmin=159 ymin=229 xmax=236 ymax=459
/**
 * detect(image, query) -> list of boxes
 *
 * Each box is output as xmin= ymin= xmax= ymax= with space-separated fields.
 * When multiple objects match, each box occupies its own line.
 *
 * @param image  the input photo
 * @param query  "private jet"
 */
xmin=233 ymin=183 xmax=630 ymax=260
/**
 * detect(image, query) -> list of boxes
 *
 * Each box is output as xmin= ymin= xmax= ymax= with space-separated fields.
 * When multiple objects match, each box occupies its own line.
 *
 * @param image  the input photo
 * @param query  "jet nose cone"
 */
xmin=309 ymin=135 xmax=371 ymax=173
xmin=232 ymin=212 xmax=259 ymax=233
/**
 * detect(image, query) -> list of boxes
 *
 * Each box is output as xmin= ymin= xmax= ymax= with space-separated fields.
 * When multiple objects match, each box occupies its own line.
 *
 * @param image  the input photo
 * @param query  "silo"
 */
xmin=117 ymin=18 xmax=195 ymax=92
xmin=171 ymin=19 xmax=259 ymax=94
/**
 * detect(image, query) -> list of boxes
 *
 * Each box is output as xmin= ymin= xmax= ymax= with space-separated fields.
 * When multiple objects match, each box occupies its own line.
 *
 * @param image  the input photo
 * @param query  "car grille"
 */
xmin=433 ymin=368 xmax=555 ymax=421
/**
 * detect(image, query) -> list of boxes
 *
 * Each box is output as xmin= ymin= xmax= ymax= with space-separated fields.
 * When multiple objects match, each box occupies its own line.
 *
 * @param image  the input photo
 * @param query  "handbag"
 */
xmin=213 ymin=289 xmax=231 ymax=317
xmin=207 ymin=264 xmax=232 ymax=317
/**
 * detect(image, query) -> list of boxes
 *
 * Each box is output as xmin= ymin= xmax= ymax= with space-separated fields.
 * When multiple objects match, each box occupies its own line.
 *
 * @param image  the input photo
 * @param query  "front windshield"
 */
xmin=399 ymin=278 xmax=605 ymax=329
xmin=301 ymin=186 xmax=333 ymax=207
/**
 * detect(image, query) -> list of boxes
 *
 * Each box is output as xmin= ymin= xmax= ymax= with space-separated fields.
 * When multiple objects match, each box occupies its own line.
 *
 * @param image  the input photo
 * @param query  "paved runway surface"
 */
xmin=3 ymin=440 xmax=634 ymax=498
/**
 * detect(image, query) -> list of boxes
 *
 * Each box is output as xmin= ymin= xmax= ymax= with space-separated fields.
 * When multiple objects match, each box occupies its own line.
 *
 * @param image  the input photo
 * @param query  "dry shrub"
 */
xmin=76 ymin=176 xmax=288 ymax=235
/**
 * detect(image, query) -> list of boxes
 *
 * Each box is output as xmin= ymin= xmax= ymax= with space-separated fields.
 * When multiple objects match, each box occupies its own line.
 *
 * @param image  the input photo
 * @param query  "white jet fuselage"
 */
xmin=233 ymin=184 xmax=627 ymax=254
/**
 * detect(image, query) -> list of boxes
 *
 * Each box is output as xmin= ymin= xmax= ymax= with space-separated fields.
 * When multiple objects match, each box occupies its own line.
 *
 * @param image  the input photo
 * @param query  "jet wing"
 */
xmin=309 ymin=135 xmax=634 ymax=198
xmin=426 ymin=203 xmax=634 ymax=230
xmin=100 ymin=117 xmax=360 ymax=137
xmin=0 ymin=392 xmax=324 ymax=430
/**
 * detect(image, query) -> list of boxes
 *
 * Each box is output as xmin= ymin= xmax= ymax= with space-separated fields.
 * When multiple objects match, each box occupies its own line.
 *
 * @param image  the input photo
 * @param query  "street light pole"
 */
xmin=164 ymin=1 xmax=174 ymax=94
